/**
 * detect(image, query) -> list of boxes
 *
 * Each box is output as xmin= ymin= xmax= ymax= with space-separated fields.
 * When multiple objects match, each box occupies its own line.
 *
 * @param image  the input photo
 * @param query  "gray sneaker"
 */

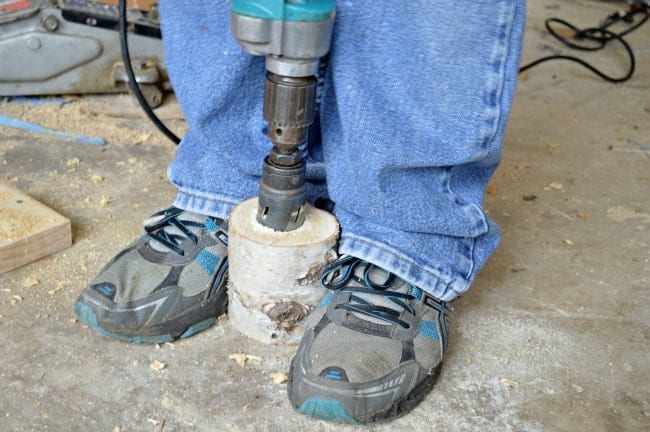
xmin=74 ymin=207 xmax=229 ymax=343
xmin=288 ymin=256 xmax=450 ymax=423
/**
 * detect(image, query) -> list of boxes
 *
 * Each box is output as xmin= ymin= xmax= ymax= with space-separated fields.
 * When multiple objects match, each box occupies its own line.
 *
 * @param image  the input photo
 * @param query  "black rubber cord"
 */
xmin=519 ymin=4 xmax=648 ymax=83
xmin=118 ymin=0 xmax=181 ymax=144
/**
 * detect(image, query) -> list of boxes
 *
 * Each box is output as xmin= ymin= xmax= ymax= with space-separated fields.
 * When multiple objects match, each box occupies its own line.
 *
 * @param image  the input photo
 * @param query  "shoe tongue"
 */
xmin=144 ymin=210 xmax=208 ymax=253
xmin=343 ymin=261 xmax=410 ymax=326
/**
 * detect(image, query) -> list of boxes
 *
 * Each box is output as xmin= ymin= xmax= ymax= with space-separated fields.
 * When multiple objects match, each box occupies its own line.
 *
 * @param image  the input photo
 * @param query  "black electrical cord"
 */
xmin=118 ymin=0 xmax=181 ymax=144
xmin=519 ymin=3 xmax=649 ymax=83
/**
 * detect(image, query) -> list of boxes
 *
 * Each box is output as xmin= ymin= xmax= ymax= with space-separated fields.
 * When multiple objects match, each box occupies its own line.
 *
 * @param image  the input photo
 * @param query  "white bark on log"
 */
xmin=228 ymin=198 xmax=339 ymax=344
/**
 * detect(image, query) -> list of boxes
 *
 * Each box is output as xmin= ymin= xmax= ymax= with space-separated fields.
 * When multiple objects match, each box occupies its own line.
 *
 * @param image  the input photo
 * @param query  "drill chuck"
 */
xmin=264 ymin=73 xmax=317 ymax=148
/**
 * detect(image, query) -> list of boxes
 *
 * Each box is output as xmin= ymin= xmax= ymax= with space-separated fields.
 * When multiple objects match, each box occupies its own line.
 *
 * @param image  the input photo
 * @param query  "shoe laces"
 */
xmin=144 ymin=207 xmax=226 ymax=256
xmin=320 ymin=256 xmax=450 ymax=331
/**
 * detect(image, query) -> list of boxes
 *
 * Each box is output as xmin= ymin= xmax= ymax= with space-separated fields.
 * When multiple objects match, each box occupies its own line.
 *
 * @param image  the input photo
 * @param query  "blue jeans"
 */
xmin=158 ymin=0 xmax=526 ymax=301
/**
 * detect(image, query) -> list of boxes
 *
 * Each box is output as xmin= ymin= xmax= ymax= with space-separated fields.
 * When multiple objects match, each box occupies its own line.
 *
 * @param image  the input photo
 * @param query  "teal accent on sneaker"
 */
xmin=298 ymin=398 xmax=359 ymax=424
xmin=196 ymin=250 xmax=220 ymax=275
xmin=74 ymin=302 xmax=173 ymax=344
xmin=203 ymin=218 xmax=218 ymax=233
xmin=410 ymin=286 xmax=423 ymax=300
xmin=317 ymin=292 xmax=334 ymax=308
xmin=418 ymin=320 xmax=441 ymax=342
xmin=179 ymin=317 xmax=217 ymax=339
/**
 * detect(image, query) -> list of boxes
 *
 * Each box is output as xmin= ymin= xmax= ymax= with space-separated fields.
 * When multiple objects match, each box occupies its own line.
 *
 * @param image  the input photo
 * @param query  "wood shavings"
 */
xmin=10 ymin=295 xmax=22 ymax=305
xmin=500 ymin=378 xmax=519 ymax=389
xmin=563 ymin=239 xmax=574 ymax=245
xmin=147 ymin=419 xmax=160 ymax=426
xmin=23 ymin=275 xmax=39 ymax=287
xmin=113 ymin=427 xmax=121 ymax=432
xmin=270 ymin=372 xmax=288 ymax=385
xmin=547 ymin=182 xmax=564 ymax=191
xmin=100 ymin=195 xmax=115 ymax=208
xmin=48 ymin=281 xmax=68 ymax=295
xmin=70 ymin=318 xmax=78 ymax=324
xmin=229 ymin=353 xmax=262 ymax=367
xmin=486 ymin=185 xmax=499 ymax=196
xmin=518 ymin=69 xmax=531 ymax=81
xmin=66 ymin=158 xmax=80 ymax=167
xmin=89 ymin=173 xmax=104 ymax=184
xmin=150 ymin=360 xmax=166 ymax=371
xmin=134 ymin=132 xmax=153 ymax=145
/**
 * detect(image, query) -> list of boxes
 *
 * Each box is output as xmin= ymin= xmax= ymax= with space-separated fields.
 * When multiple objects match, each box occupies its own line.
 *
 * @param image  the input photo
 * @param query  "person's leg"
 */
xmin=75 ymin=1 xmax=329 ymax=341
xmin=289 ymin=0 xmax=526 ymax=422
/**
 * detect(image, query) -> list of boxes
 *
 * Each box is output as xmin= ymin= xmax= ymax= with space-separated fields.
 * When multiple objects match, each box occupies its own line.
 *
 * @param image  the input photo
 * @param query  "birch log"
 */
xmin=228 ymin=198 xmax=339 ymax=344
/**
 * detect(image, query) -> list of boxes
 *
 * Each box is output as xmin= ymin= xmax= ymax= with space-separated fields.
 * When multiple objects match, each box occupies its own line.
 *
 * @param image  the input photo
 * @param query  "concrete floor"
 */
xmin=1 ymin=1 xmax=648 ymax=431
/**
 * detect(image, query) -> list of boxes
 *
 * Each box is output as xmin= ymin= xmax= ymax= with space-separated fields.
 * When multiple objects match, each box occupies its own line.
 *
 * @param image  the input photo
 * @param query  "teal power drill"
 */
xmin=230 ymin=0 xmax=335 ymax=231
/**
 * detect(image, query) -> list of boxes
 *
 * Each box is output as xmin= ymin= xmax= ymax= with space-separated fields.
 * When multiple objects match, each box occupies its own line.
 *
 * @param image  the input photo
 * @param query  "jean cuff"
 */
xmin=338 ymin=233 xmax=474 ymax=302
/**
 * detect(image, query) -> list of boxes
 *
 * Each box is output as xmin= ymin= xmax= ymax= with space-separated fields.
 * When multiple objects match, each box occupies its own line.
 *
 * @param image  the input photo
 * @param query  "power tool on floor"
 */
xmin=230 ymin=0 xmax=335 ymax=231
xmin=0 ymin=0 xmax=167 ymax=107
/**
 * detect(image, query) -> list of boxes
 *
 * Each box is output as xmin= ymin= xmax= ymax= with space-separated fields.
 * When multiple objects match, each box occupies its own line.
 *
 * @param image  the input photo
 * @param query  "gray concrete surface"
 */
xmin=1 ymin=1 xmax=648 ymax=431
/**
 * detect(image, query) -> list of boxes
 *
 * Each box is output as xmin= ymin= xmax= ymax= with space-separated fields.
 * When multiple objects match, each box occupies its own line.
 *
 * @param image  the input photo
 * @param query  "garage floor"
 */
xmin=1 ymin=1 xmax=648 ymax=431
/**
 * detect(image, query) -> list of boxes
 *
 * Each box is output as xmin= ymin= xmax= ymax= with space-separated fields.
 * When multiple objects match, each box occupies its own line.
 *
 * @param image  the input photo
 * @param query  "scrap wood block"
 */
xmin=101 ymin=0 xmax=159 ymax=11
xmin=0 ymin=184 xmax=71 ymax=274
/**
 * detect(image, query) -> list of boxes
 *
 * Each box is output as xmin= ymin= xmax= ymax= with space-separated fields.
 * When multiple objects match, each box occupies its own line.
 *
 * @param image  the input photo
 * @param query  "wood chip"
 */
xmin=270 ymin=372 xmax=288 ymax=385
xmin=134 ymin=132 xmax=153 ymax=145
xmin=48 ymin=281 xmax=68 ymax=295
xmin=548 ymin=182 xmax=564 ymax=191
xmin=150 ymin=360 xmax=166 ymax=371
xmin=518 ymin=69 xmax=531 ymax=81
xmin=500 ymin=378 xmax=519 ymax=389
xmin=23 ymin=276 xmax=39 ymax=287
xmin=563 ymin=239 xmax=574 ymax=245
xmin=229 ymin=353 xmax=262 ymax=367
xmin=10 ymin=294 xmax=22 ymax=304
xmin=100 ymin=195 xmax=115 ymax=208
xmin=554 ymin=27 xmax=576 ymax=40
xmin=66 ymin=158 xmax=80 ymax=167
xmin=486 ymin=185 xmax=499 ymax=196
xmin=89 ymin=173 xmax=104 ymax=184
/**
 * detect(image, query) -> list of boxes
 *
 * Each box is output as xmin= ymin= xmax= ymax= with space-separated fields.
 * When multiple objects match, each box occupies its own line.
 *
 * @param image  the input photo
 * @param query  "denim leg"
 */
xmin=158 ymin=0 xmax=328 ymax=220
xmin=159 ymin=1 xmax=525 ymax=301
xmin=320 ymin=1 xmax=526 ymax=301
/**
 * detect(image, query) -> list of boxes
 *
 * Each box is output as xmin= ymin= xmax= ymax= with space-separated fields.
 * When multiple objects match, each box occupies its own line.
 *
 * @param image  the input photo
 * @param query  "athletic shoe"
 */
xmin=288 ymin=255 xmax=450 ymax=423
xmin=74 ymin=207 xmax=229 ymax=343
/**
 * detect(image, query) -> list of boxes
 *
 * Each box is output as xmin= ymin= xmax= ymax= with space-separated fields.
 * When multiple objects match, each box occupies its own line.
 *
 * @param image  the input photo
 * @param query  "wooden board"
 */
xmin=101 ymin=0 xmax=158 ymax=11
xmin=0 ymin=184 xmax=71 ymax=274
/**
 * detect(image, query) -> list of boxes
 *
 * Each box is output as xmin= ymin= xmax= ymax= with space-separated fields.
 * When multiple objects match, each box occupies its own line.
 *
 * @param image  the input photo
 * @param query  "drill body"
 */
xmin=231 ymin=0 xmax=335 ymax=231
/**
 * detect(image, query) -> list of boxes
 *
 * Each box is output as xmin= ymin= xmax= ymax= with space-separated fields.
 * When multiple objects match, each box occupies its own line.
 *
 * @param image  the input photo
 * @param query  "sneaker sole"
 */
xmin=289 ymin=364 xmax=442 ymax=424
xmin=74 ymin=302 xmax=218 ymax=344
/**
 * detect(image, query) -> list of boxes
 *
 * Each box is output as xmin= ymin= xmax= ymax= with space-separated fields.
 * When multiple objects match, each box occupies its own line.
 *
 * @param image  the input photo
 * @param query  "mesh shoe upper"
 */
xmin=289 ymin=256 xmax=451 ymax=423
xmin=75 ymin=207 xmax=229 ymax=340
